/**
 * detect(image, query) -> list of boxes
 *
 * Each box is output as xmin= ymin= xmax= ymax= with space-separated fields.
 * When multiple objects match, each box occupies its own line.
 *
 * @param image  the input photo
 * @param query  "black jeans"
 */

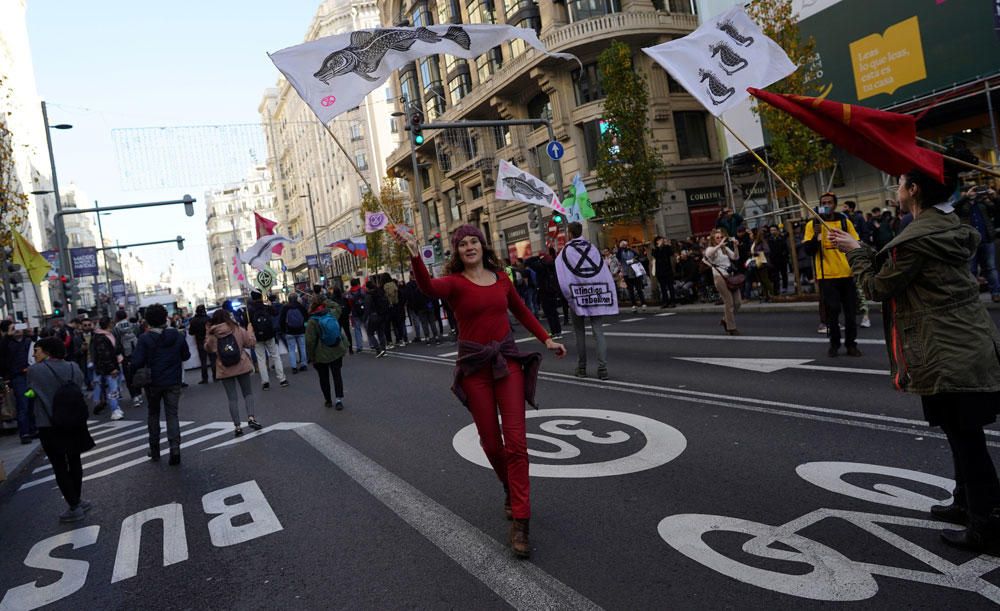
xmin=819 ymin=277 xmax=858 ymax=348
xmin=941 ymin=421 xmax=1000 ymax=524
xmin=625 ymin=277 xmax=646 ymax=306
xmin=657 ymin=273 xmax=676 ymax=305
xmin=38 ymin=428 xmax=83 ymax=507
xmin=367 ymin=316 xmax=388 ymax=351
xmin=196 ymin=338 xmax=213 ymax=382
xmin=541 ymin=296 xmax=561 ymax=336
xmin=146 ymin=385 xmax=182 ymax=454
xmin=315 ymin=359 xmax=344 ymax=402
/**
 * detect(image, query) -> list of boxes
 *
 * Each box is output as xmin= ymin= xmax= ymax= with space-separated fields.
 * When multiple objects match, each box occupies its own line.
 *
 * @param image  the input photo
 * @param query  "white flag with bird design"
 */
xmin=495 ymin=160 xmax=566 ymax=215
xmin=270 ymin=25 xmax=579 ymax=124
xmin=641 ymin=6 xmax=796 ymax=116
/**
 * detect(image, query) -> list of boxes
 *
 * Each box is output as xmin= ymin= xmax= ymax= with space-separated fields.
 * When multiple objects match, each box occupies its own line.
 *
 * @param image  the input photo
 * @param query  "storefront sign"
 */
xmin=70 ymin=247 xmax=99 ymax=277
xmin=685 ymin=187 xmax=726 ymax=207
xmin=741 ymin=183 xmax=769 ymax=200
xmin=504 ymin=223 xmax=530 ymax=244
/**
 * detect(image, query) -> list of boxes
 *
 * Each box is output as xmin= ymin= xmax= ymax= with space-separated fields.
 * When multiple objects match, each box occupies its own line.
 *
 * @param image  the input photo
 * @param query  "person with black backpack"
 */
xmin=205 ymin=308 xmax=261 ymax=437
xmin=306 ymin=296 xmax=348 ymax=409
xmin=91 ymin=316 xmax=124 ymax=421
xmin=27 ymin=336 xmax=95 ymax=523
xmin=248 ymin=290 xmax=288 ymax=390
xmin=347 ymin=278 xmax=369 ymax=352
xmin=132 ymin=304 xmax=191 ymax=465
xmin=280 ymin=293 xmax=309 ymax=373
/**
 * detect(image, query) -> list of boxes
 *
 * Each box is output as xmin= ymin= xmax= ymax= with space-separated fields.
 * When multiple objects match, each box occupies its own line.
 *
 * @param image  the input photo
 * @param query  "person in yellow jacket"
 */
xmin=804 ymin=192 xmax=863 ymax=358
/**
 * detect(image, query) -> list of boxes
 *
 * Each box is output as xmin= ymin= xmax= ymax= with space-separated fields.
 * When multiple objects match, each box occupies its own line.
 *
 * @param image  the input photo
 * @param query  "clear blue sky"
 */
xmin=27 ymin=0 xmax=322 ymax=293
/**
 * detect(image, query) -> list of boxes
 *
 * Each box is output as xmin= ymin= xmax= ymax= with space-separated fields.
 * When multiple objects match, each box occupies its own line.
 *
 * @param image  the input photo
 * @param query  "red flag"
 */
xmin=747 ymin=88 xmax=944 ymax=183
xmin=254 ymin=212 xmax=284 ymax=256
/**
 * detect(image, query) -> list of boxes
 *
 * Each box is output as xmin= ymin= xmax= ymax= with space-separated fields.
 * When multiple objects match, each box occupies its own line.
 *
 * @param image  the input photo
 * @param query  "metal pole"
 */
xmin=307 ymin=182 xmax=322 ymax=285
xmin=0 ymin=248 xmax=14 ymax=319
xmin=94 ymin=201 xmax=112 ymax=316
xmin=407 ymin=111 xmax=430 ymax=240
xmin=42 ymin=101 xmax=72 ymax=304
xmin=987 ymin=81 xmax=999 ymax=168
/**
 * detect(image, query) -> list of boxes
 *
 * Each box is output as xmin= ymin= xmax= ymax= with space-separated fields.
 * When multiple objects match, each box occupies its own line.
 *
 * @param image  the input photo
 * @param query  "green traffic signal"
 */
xmin=553 ymin=214 xmax=563 ymax=223
xmin=414 ymin=132 xmax=424 ymax=145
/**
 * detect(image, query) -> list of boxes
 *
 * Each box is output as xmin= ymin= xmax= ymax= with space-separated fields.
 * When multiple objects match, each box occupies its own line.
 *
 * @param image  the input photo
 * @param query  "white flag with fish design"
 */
xmin=239 ymin=234 xmax=295 ymax=272
xmin=495 ymin=160 xmax=566 ymax=215
xmin=641 ymin=6 xmax=796 ymax=116
xmin=270 ymin=25 xmax=580 ymax=124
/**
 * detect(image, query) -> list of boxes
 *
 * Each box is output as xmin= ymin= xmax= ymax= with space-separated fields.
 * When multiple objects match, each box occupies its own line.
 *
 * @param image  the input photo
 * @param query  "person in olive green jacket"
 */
xmin=830 ymin=163 xmax=1000 ymax=554
xmin=306 ymin=296 xmax=348 ymax=409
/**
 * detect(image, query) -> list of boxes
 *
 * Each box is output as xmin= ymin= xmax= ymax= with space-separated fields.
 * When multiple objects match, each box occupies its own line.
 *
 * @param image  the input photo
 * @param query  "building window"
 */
xmin=447 ymin=189 xmax=462 ymax=222
xmin=674 ymin=111 xmax=710 ymax=159
xmin=581 ymin=119 xmax=602 ymax=171
xmin=419 ymin=166 xmax=432 ymax=188
xmin=470 ymin=183 xmax=483 ymax=200
xmin=505 ymin=0 xmax=538 ymax=20
xmin=494 ymin=124 xmax=511 ymax=149
xmin=526 ymin=93 xmax=552 ymax=123
xmin=444 ymin=54 xmax=462 ymax=74
xmin=400 ymin=70 xmax=420 ymax=107
xmin=533 ymin=143 xmax=556 ymax=185
xmin=425 ymin=92 xmax=446 ymax=121
xmin=668 ymin=0 xmax=696 ymax=13
xmin=448 ymin=71 xmax=472 ymax=105
xmin=426 ymin=200 xmax=440 ymax=229
xmin=350 ymin=122 xmax=363 ymax=141
xmin=466 ymin=0 xmax=496 ymax=23
xmin=354 ymin=151 xmax=369 ymax=170
xmin=508 ymin=16 xmax=541 ymax=56
xmin=420 ymin=56 xmax=442 ymax=91
xmin=666 ymin=72 xmax=686 ymax=94
xmin=412 ymin=3 xmax=433 ymax=27
xmin=475 ymin=46 xmax=503 ymax=83
xmin=572 ymin=63 xmax=605 ymax=104
xmin=390 ymin=117 xmax=399 ymax=133
xmin=437 ymin=0 xmax=461 ymax=23
xmin=567 ymin=0 xmax=621 ymax=22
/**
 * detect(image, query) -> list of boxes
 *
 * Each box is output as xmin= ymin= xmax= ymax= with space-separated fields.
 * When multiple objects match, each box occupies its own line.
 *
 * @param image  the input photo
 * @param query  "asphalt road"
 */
xmin=3 ymin=307 xmax=1000 ymax=609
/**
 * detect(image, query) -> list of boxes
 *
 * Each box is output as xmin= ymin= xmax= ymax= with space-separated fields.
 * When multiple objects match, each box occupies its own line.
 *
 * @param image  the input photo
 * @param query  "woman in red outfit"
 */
xmin=398 ymin=225 xmax=566 ymax=558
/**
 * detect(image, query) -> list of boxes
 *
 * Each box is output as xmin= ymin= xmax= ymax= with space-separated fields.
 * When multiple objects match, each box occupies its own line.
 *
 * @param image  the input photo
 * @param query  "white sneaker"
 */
xmin=817 ymin=324 xmax=828 ymax=334
xmin=111 ymin=409 xmax=124 ymax=421
xmin=861 ymin=317 xmax=872 ymax=328
xmin=632 ymin=306 xmax=638 ymax=314
xmin=133 ymin=397 xmax=143 ymax=408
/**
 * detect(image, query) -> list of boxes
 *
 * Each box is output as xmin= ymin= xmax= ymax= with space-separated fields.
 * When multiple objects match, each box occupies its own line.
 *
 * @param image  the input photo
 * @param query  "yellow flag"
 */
xmin=11 ymin=230 xmax=51 ymax=285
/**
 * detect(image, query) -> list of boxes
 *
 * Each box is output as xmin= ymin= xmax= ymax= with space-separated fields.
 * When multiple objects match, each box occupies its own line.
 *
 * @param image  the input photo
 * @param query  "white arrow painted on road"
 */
xmin=676 ymin=357 xmax=888 ymax=375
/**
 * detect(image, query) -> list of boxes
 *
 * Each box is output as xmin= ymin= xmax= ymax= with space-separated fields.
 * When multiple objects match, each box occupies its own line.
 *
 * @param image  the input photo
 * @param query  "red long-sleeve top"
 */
xmin=411 ymin=256 xmax=550 ymax=346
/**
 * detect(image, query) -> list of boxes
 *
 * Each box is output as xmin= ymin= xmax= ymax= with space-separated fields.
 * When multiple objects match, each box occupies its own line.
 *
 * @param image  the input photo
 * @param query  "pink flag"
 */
xmin=254 ymin=212 xmax=284 ymax=256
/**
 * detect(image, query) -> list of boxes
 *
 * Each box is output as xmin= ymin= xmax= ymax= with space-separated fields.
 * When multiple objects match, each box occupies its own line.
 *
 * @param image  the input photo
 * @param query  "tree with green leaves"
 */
xmin=358 ymin=176 xmax=408 ymax=273
xmin=746 ymin=0 xmax=833 ymax=194
xmin=0 ymin=75 xmax=29 ymax=249
xmin=595 ymin=41 xmax=664 ymax=237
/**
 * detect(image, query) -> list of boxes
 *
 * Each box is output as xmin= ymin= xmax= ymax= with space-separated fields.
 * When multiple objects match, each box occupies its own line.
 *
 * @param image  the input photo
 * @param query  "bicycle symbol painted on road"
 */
xmin=452 ymin=408 xmax=686 ymax=478
xmin=657 ymin=461 xmax=1000 ymax=603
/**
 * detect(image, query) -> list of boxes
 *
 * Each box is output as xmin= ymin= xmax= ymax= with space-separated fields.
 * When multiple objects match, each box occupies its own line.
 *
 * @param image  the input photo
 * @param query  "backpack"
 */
xmin=217 ymin=333 xmax=242 ymax=367
xmin=113 ymin=321 xmax=138 ymax=357
xmin=385 ymin=281 xmax=399 ymax=306
xmin=43 ymin=362 xmax=89 ymax=428
xmin=250 ymin=305 xmax=275 ymax=341
xmin=92 ymin=333 xmax=118 ymax=375
xmin=371 ymin=289 xmax=389 ymax=317
xmin=316 ymin=313 xmax=342 ymax=347
xmin=350 ymin=289 xmax=367 ymax=318
xmin=285 ymin=306 xmax=305 ymax=330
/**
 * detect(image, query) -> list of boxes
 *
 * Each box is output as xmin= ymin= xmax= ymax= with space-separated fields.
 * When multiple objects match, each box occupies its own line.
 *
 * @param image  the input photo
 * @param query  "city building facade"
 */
xmin=205 ymin=165 xmax=281 ymax=300
xmin=259 ymin=0 xmax=399 ymax=284
xmin=377 ymin=0 xmax=720 ymax=258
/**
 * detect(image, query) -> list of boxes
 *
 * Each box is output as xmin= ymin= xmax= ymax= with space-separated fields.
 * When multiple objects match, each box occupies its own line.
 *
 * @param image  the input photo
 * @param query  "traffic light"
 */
xmin=528 ymin=207 xmax=540 ymax=230
xmin=52 ymin=300 xmax=63 ymax=317
xmin=410 ymin=111 xmax=425 ymax=146
xmin=60 ymin=274 xmax=74 ymax=302
xmin=183 ymin=194 xmax=195 ymax=217
xmin=552 ymin=212 xmax=564 ymax=224
xmin=6 ymin=262 xmax=22 ymax=297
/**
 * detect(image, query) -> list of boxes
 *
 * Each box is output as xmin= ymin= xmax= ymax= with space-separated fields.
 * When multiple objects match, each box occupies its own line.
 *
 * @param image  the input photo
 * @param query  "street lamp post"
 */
xmin=94 ymin=206 xmax=113 ymax=315
xmin=40 ymin=101 xmax=72 ymax=285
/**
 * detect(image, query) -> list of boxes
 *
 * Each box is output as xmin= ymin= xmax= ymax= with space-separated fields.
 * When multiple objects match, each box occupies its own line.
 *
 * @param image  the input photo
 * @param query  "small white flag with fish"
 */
xmin=269 ymin=25 xmax=580 ymax=124
xmin=239 ymin=235 xmax=294 ymax=272
xmin=641 ymin=6 xmax=796 ymax=116
xmin=495 ymin=160 xmax=567 ymax=215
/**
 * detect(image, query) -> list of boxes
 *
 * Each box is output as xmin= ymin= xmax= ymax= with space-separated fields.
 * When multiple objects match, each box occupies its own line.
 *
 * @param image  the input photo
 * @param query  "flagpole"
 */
xmin=319 ymin=122 xmax=398 ymax=226
xmin=717 ymin=117 xmax=835 ymax=231
xmin=916 ymin=137 xmax=1000 ymax=179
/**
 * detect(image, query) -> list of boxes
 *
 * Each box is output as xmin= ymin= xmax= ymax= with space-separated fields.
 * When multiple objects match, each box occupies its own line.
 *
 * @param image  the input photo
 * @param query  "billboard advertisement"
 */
xmin=800 ymin=1 xmax=1000 ymax=108
xmin=70 ymin=247 xmax=99 ymax=277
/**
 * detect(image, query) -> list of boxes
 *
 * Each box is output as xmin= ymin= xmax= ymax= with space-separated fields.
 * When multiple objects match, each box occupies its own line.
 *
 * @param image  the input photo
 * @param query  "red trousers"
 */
xmin=460 ymin=358 xmax=530 ymax=519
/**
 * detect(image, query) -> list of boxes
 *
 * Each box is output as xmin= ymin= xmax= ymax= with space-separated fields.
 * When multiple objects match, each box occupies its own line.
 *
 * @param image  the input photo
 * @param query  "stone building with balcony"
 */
xmin=379 ymin=0 xmax=724 ymax=259
xmin=259 ymin=0 xmax=399 ymax=284
xmin=205 ymin=166 xmax=281 ymax=300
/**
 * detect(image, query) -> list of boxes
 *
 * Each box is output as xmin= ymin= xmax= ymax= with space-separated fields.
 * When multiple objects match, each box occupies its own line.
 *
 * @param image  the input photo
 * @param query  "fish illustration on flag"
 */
xmin=239 ymin=235 xmax=294 ymax=272
xmin=641 ymin=6 xmax=796 ymax=116
xmin=270 ymin=25 xmax=580 ymax=123
xmin=495 ymin=160 xmax=566 ymax=215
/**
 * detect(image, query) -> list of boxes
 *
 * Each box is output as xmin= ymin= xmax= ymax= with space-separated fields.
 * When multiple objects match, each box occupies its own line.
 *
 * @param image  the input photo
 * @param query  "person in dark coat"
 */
xmin=652 ymin=236 xmax=676 ymax=308
xmin=132 ymin=304 xmax=190 ymax=465
xmin=2 ymin=323 xmax=35 ymax=443
xmin=280 ymin=293 xmax=310 ymax=371
xmin=188 ymin=304 xmax=213 ymax=383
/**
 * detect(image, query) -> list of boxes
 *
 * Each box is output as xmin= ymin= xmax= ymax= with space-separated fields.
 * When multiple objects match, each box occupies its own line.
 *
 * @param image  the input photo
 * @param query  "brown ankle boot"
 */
xmin=510 ymin=518 xmax=530 ymax=558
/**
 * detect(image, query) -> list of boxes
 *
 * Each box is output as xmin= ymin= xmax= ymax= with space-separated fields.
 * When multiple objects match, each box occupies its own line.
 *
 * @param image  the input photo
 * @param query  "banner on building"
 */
xmin=70 ymin=247 xmax=99 ymax=277
xmin=642 ymin=6 xmax=796 ymax=116
xmin=111 ymin=279 xmax=127 ymax=301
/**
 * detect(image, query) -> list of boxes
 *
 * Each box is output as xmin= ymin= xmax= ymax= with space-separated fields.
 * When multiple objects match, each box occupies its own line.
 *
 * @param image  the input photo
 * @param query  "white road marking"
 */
xmin=295 ymin=423 xmax=602 ymax=611
xmin=602 ymin=331 xmax=885 ymax=345
xmin=676 ymin=357 xmax=888 ymax=375
xmin=385 ymin=352 xmax=995 ymax=446
xmin=620 ymin=318 xmax=644 ymax=323
xmin=655 ymin=312 xmax=677 ymax=317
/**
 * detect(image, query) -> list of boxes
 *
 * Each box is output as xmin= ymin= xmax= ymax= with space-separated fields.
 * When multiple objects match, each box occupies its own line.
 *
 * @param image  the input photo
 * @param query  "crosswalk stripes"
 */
xmin=17 ymin=420 xmax=307 ymax=492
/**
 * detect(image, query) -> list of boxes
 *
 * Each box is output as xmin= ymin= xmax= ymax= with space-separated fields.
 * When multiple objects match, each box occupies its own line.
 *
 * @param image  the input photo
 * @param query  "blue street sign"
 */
xmin=546 ymin=141 xmax=564 ymax=161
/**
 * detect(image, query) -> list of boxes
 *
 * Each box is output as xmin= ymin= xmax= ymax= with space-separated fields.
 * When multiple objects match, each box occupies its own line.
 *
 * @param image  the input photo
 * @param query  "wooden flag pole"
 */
xmin=916 ymin=137 xmax=1000 ymax=179
xmin=319 ymin=122 xmax=400 ymax=227
xmin=717 ymin=117 xmax=836 ymax=232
